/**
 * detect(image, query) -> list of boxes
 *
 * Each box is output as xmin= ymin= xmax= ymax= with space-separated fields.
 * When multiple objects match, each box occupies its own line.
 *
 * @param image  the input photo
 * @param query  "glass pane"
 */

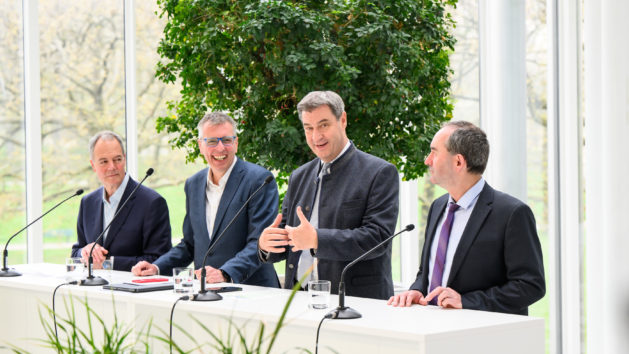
xmin=416 ymin=0 xmax=480 ymax=251
xmin=450 ymin=0 xmax=480 ymax=125
xmin=39 ymin=1 xmax=125 ymax=264
xmin=525 ymin=1 xmax=550 ymax=352
xmin=135 ymin=1 xmax=199 ymax=244
xmin=0 ymin=1 xmax=26 ymax=266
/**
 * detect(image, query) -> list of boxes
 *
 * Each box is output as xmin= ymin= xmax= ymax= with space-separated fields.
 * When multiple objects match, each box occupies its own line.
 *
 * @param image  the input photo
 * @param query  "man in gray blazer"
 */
xmin=388 ymin=121 xmax=545 ymax=314
xmin=258 ymin=91 xmax=399 ymax=300
xmin=132 ymin=112 xmax=279 ymax=287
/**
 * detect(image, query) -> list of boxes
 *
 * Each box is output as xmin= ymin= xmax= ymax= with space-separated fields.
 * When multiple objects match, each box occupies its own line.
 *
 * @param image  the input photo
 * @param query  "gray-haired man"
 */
xmin=258 ymin=91 xmax=400 ymax=300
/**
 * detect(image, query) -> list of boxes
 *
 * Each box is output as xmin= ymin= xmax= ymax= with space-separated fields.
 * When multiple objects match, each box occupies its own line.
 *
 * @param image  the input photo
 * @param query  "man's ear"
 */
xmin=455 ymin=154 xmax=467 ymax=171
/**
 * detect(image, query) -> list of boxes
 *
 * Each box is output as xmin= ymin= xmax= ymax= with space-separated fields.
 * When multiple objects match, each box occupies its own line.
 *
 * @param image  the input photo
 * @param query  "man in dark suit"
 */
xmin=258 ymin=91 xmax=399 ymax=300
xmin=388 ymin=121 xmax=545 ymax=315
xmin=71 ymin=131 xmax=172 ymax=271
xmin=132 ymin=112 xmax=279 ymax=287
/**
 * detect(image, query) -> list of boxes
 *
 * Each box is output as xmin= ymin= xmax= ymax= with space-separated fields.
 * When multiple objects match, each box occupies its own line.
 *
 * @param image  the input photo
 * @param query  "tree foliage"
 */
xmin=155 ymin=0 xmax=456 ymax=185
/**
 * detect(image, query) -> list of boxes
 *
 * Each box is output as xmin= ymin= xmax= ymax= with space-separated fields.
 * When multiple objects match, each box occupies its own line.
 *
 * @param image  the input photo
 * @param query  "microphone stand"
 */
xmin=1 ymin=189 xmax=84 ymax=277
xmin=193 ymin=175 xmax=273 ymax=301
xmin=80 ymin=169 xmax=154 ymax=286
xmin=328 ymin=224 xmax=415 ymax=319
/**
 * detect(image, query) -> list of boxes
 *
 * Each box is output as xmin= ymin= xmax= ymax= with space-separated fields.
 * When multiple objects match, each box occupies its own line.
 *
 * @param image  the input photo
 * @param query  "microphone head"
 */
xmin=76 ymin=189 xmax=84 ymax=196
xmin=264 ymin=175 xmax=273 ymax=184
xmin=146 ymin=168 xmax=154 ymax=176
xmin=405 ymin=224 xmax=415 ymax=231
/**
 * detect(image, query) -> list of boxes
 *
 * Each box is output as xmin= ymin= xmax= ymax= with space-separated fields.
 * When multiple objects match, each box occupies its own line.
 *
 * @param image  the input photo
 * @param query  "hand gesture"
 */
xmin=286 ymin=206 xmax=318 ymax=251
xmin=258 ymin=214 xmax=289 ymax=253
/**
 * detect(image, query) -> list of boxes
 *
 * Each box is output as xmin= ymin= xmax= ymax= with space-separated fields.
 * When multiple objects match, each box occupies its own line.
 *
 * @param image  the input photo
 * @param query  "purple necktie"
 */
xmin=429 ymin=202 xmax=460 ymax=305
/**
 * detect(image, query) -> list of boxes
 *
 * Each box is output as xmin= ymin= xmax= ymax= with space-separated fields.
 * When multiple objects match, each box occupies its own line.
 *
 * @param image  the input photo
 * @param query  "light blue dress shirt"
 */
xmin=101 ymin=173 xmax=130 ymax=242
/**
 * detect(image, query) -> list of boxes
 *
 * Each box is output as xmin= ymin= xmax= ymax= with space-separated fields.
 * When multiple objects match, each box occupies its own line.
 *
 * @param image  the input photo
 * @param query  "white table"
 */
xmin=0 ymin=264 xmax=544 ymax=353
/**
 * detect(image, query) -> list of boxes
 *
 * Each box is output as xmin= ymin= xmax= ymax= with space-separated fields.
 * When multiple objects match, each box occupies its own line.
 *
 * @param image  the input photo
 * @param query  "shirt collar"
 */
xmin=449 ymin=177 xmax=485 ymax=210
xmin=321 ymin=140 xmax=351 ymax=168
xmin=207 ymin=156 xmax=238 ymax=188
xmin=103 ymin=173 xmax=129 ymax=205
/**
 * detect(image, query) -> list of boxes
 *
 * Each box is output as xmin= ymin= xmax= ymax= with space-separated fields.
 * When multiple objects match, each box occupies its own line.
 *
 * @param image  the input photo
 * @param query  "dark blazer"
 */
xmin=154 ymin=159 xmax=279 ymax=287
xmin=410 ymin=183 xmax=546 ymax=315
xmin=72 ymin=177 xmax=172 ymax=271
xmin=266 ymin=143 xmax=399 ymax=300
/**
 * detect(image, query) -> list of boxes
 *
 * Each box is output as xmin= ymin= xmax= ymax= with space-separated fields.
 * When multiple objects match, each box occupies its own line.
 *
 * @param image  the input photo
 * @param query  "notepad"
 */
xmin=103 ymin=281 xmax=174 ymax=293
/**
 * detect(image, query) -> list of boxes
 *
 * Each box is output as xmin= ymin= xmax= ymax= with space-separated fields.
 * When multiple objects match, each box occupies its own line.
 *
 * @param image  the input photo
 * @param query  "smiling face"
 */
xmin=90 ymin=138 xmax=126 ymax=198
xmin=198 ymin=121 xmax=238 ymax=183
xmin=301 ymin=105 xmax=348 ymax=163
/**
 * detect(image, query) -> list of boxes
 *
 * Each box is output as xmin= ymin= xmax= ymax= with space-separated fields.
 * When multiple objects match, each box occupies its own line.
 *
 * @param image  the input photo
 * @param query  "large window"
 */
xmin=0 ymin=2 xmax=564 ymax=352
xmin=524 ymin=0 xmax=550 ymax=350
xmin=135 ymin=1 xmax=199 ymax=242
xmin=39 ymin=1 xmax=126 ymax=263
xmin=0 ymin=1 xmax=26 ymax=265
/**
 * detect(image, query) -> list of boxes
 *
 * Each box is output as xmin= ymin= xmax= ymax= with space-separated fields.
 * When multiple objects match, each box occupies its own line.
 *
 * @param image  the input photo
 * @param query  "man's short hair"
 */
xmin=197 ymin=112 xmax=238 ymax=138
xmin=297 ymin=91 xmax=345 ymax=121
xmin=89 ymin=131 xmax=125 ymax=160
xmin=443 ymin=121 xmax=490 ymax=175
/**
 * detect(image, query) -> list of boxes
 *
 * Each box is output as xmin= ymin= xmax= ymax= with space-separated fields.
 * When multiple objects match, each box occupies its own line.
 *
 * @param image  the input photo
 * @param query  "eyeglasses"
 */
xmin=200 ymin=136 xmax=237 ymax=147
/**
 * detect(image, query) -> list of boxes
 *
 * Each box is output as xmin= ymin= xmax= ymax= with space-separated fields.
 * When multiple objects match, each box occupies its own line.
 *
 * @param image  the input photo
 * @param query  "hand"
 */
xmin=286 ymin=206 xmax=317 ymax=251
xmin=387 ymin=290 xmax=425 ymax=307
xmin=194 ymin=265 xmax=226 ymax=283
xmin=423 ymin=286 xmax=462 ymax=309
xmin=259 ymin=214 xmax=289 ymax=253
xmin=80 ymin=242 xmax=108 ymax=268
xmin=131 ymin=261 xmax=158 ymax=276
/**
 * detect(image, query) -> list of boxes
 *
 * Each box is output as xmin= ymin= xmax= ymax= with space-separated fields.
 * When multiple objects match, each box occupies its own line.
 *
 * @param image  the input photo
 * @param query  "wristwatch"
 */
xmin=220 ymin=269 xmax=231 ymax=283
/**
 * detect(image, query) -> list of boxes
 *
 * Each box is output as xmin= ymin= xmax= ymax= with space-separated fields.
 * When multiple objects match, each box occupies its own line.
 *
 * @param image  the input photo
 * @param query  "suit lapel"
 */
xmin=446 ymin=183 xmax=494 ymax=285
xmin=192 ymin=169 xmax=210 ymax=253
xmin=421 ymin=196 xmax=448 ymax=288
xmin=103 ymin=179 xmax=137 ymax=249
xmin=93 ymin=188 xmax=105 ymax=245
xmin=209 ymin=160 xmax=245 ymax=247
xmin=301 ymin=161 xmax=321 ymax=222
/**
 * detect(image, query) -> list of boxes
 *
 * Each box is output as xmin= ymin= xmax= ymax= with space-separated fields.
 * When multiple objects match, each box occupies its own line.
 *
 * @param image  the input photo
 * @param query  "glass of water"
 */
xmin=173 ymin=267 xmax=194 ymax=294
xmin=101 ymin=256 xmax=114 ymax=282
xmin=65 ymin=257 xmax=84 ymax=281
xmin=308 ymin=280 xmax=331 ymax=309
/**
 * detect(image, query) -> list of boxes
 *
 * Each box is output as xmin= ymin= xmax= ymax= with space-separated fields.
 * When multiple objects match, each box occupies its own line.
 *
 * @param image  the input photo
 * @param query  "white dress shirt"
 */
xmin=205 ymin=157 xmax=238 ymax=240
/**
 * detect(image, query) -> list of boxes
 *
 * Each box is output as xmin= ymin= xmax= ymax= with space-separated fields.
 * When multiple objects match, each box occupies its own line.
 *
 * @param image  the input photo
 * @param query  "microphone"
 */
xmin=193 ymin=175 xmax=274 ymax=301
xmin=80 ymin=168 xmax=154 ymax=286
xmin=1 ymin=189 xmax=84 ymax=277
xmin=327 ymin=224 xmax=415 ymax=319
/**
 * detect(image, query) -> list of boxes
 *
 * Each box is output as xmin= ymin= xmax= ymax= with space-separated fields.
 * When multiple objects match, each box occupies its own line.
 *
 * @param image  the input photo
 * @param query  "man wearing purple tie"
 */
xmin=387 ymin=121 xmax=545 ymax=315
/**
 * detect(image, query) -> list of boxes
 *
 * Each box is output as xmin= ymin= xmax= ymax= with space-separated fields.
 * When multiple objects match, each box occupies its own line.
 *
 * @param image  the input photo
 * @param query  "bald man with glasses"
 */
xmin=132 ymin=112 xmax=280 ymax=287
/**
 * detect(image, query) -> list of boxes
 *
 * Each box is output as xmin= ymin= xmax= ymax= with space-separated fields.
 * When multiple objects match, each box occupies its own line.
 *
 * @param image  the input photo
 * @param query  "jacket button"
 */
xmin=288 ymin=264 xmax=294 ymax=269
xmin=305 ymin=206 xmax=310 ymax=212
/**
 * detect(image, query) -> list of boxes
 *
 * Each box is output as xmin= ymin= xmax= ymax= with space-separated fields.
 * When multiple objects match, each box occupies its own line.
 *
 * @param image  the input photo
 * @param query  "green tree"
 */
xmin=156 ymin=0 xmax=456 ymax=185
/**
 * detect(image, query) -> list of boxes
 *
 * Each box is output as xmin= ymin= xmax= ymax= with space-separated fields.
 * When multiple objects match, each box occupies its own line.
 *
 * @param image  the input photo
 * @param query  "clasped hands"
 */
xmin=387 ymin=286 xmax=463 ymax=309
xmin=259 ymin=206 xmax=317 ymax=253
xmin=80 ymin=242 xmax=108 ymax=269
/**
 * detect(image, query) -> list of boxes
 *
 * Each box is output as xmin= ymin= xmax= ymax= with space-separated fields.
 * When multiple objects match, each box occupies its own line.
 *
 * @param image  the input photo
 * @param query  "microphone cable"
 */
xmin=52 ymin=280 xmax=79 ymax=339
xmin=169 ymin=295 xmax=191 ymax=354
xmin=315 ymin=310 xmax=336 ymax=354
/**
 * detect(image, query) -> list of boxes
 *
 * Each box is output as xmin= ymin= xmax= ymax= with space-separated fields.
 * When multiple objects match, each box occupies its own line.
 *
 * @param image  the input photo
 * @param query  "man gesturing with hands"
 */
xmin=258 ymin=91 xmax=399 ymax=300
